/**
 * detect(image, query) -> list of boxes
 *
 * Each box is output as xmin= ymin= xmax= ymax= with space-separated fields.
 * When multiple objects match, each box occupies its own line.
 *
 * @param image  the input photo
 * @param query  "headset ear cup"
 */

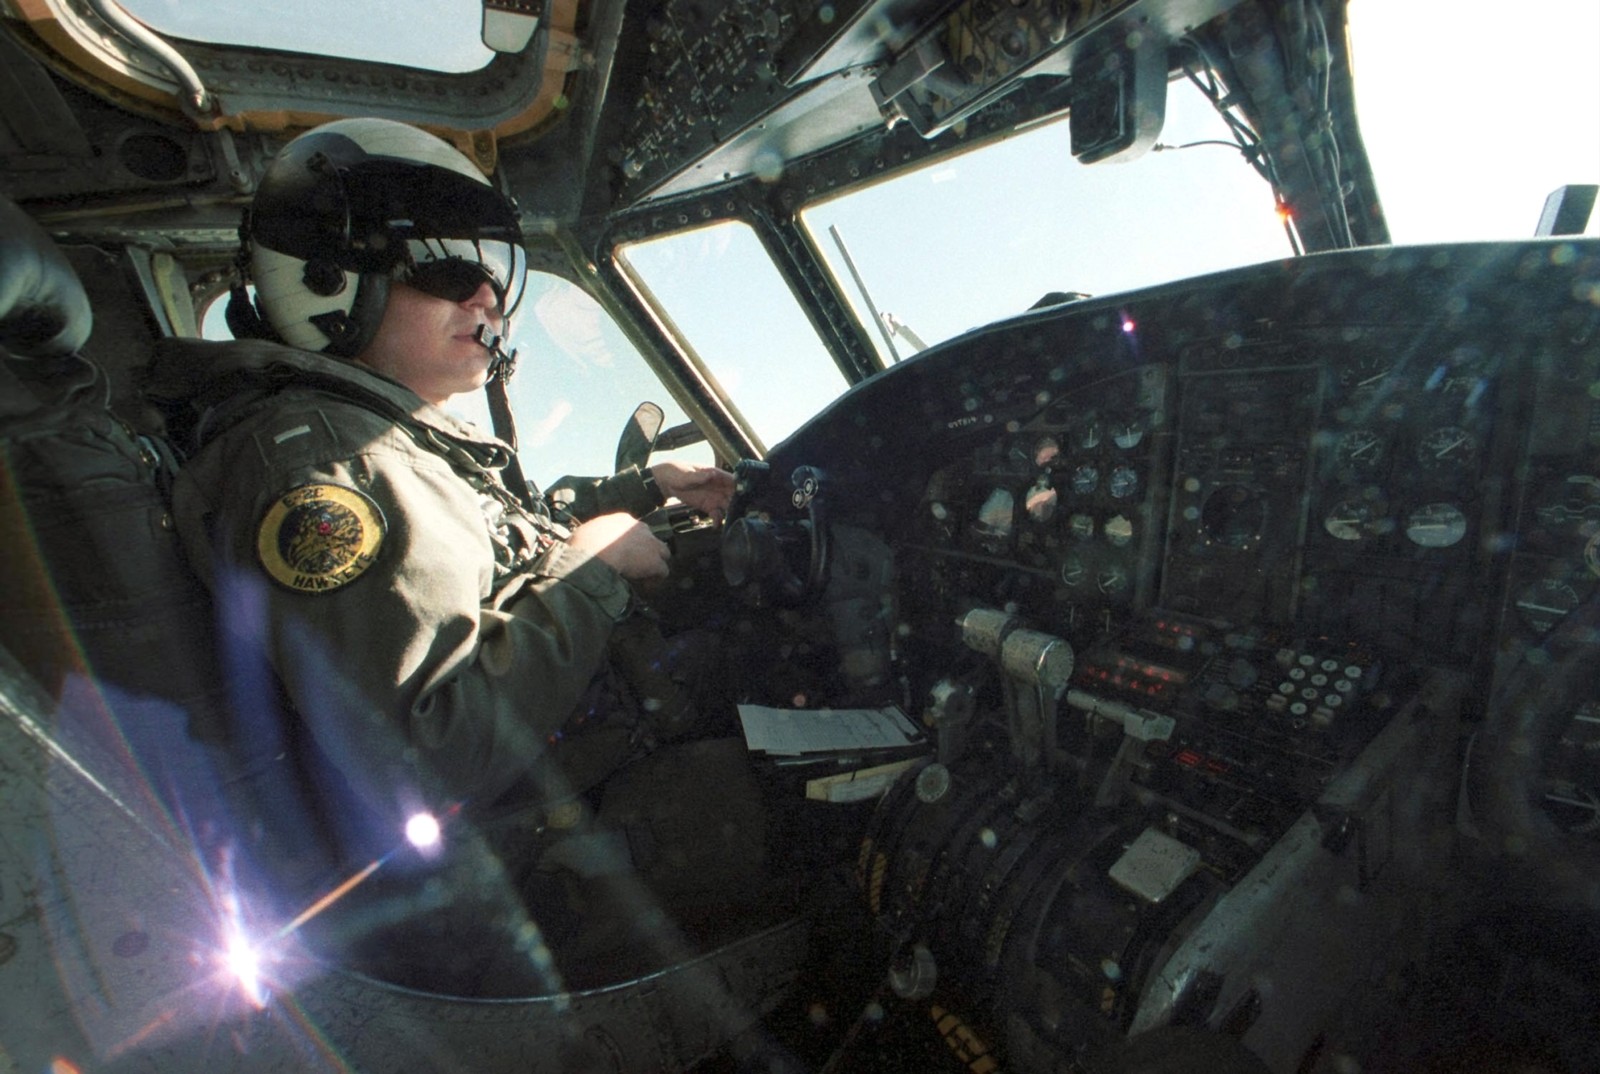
xmin=315 ymin=273 xmax=389 ymax=358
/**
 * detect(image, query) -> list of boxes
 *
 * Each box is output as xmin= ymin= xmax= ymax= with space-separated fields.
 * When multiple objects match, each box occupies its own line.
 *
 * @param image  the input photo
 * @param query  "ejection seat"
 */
xmin=0 ymin=194 xmax=807 ymax=1073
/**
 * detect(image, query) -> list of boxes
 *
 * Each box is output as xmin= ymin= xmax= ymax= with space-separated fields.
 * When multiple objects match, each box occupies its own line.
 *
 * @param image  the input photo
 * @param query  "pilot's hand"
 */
xmin=650 ymin=460 xmax=735 ymax=521
xmin=569 ymin=512 xmax=671 ymax=580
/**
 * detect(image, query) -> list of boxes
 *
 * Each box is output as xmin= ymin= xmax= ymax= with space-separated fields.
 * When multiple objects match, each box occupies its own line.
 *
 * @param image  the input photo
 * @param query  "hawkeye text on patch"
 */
xmin=257 ymin=482 xmax=386 ymax=593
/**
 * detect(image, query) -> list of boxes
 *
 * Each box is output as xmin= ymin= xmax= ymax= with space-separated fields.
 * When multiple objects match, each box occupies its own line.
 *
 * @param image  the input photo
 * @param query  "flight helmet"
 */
xmin=234 ymin=117 xmax=527 ymax=358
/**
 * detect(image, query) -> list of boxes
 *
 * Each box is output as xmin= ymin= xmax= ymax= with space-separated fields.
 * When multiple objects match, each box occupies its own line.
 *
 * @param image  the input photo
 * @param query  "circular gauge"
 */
xmin=1112 ymin=417 xmax=1146 ymax=450
xmin=1324 ymin=497 xmax=1380 ymax=541
xmin=1109 ymin=465 xmax=1139 ymax=499
xmin=1404 ymin=502 xmax=1467 ymax=548
xmin=1068 ymin=513 xmax=1095 ymax=541
xmin=1339 ymin=354 xmax=1392 ymax=392
xmin=1079 ymin=420 xmax=1102 ymax=450
xmin=1542 ymin=780 xmax=1600 ymax=836
xmin=1072 ymin=464 xmax=1100 ymax=495
xmin=1535 ymin=474 xmax=1600 ymax=536
xmin=974 ymin=488 xmax=1015 ymax=537
xmin=1104 ymin=514 xmax=1134 ymax=547
xmin=1539 ymin=701 xmax=1600 ymax=836
xmin=1427 ymin=351 xmax=1488 ymax=396
xmin=1024 ymin=481 xmax=1058 ymax=523
xmin=1334 ymin=429 xmax=1384 ymax=470
xmin=1199 ymin=484 xmax=1267 ymax=549
xmin=1034 ymin=436 xmax=1062 ymax=467
xmin=1416 ymin=426 xmax=1478 ymax=471
xmin=1097 ymin=565 xmax=1129 ymax=595
xmin=1516 ymin=577 xmax=1582 ymax=635
xmin=1059 ymin=554 xmax=1087 ymax=587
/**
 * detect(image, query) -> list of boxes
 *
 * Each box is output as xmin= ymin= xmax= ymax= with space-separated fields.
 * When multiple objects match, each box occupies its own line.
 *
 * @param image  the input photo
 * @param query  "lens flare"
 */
xmin=405 ymin=811 xmax=441 ymax=848
xmin=218 ymin=884 xmax=269 ymax=1008
xmin=222 ymin=923 xmax=266 ymax=1008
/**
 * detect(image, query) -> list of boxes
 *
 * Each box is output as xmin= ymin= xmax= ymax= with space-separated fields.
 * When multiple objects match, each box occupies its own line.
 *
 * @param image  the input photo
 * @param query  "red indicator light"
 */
xmin=1176 ymin=750 xmax=1202 ymax=767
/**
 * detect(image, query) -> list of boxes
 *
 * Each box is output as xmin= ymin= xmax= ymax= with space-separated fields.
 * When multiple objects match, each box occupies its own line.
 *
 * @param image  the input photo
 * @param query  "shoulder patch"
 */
xmin=257 ymin=483 xmax=386 ymax=593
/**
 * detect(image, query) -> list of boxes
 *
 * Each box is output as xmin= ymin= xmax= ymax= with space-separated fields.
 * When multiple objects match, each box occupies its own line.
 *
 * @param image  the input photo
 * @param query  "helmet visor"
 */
xmin=400 ymin=237 xmax=528 ymax=318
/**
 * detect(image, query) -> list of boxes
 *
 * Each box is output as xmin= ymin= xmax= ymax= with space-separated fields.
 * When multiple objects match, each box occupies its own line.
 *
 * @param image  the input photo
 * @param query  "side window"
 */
xmin=199 ymin=273 xmax=708 ymax=488
xmin=618 ymin=221 xmax=848 ymax=450
xmin=454 ymin=271 xmax=711 ymax=486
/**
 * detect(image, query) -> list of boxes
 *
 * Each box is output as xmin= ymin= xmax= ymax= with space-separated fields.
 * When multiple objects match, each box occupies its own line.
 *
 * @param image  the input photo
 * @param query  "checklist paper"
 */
xmin=736 ymin=704 xmax=923 ymax=757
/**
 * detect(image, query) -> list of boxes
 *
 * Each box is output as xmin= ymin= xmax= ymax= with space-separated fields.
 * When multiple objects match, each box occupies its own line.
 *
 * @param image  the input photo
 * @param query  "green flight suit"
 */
xmin=151 ymin=338 xmax=665 ymax=846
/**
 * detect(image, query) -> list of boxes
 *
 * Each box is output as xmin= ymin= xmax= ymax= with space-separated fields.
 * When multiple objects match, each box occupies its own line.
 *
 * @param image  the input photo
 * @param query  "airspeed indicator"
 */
xmin=1112 ymin=417 xmax=1146 ymax=450
xmin=1334 ymin=429 xmax=1384 ymax=469
xmin=1516 ymin=577 xmax=1581 ymax=635
xmin=1105 ymin=514 xmax=1134 ymax=547
xmin=1109 ymin=465 xmax=1139 ymax=499
xmin=1417 ymin=426 xmax=1478 ymax=471
xmin=1325 ymin=498 xmax=1380 ymax=541
xmin=1097 ymin=565 xmax=1129 ymax=595
xmin=1072 ymin=464 xmax=1100 ymax=495
xmin=1059 ymin=555 xmax=1087 ymax=587
xmin=1339 ymin=354 xmax=1393 ymax=392
xmin=1405 ymin=503 xmax=1467 ymax=548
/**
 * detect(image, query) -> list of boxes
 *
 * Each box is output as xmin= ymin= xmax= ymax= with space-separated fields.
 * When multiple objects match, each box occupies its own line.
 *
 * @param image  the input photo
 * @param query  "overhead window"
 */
xmin=116 ymin=0 xmax=494 ymax=74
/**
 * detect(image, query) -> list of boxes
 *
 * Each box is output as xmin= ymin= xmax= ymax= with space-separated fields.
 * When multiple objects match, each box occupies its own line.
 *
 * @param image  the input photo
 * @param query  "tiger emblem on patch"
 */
xmin=257 ymin=483 xmax=385 ymax=593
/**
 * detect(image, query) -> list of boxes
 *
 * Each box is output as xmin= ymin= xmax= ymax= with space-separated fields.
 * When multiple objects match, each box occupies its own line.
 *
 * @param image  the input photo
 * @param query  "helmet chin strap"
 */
xmin=474 ymin=324 xmax=538 ymax=509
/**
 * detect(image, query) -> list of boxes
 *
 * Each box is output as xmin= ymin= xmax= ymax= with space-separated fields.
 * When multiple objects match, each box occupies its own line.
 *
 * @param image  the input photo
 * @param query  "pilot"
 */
xmin=149 ymin=118 xmax=742 ymax=992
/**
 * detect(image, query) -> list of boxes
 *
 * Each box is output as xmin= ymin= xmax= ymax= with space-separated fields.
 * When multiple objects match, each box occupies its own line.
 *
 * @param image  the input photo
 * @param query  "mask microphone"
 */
xmin=474 ymin=323 xmax=519 ymax=382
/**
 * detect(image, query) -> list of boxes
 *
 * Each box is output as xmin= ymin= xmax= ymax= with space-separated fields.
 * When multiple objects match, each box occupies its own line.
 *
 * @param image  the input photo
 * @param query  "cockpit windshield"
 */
xmin=603 ymin=0 xmax=1596 ymax=457
xmin=799 ymin=76 xmax=1291 ymax=362
xmin=1348 ymin=0 xmax=1599 ymax=244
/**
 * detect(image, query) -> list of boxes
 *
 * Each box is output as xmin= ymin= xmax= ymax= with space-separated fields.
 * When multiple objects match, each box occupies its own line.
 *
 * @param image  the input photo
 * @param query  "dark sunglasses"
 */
xmin=402 ymin=258 xmax=507 ymax=312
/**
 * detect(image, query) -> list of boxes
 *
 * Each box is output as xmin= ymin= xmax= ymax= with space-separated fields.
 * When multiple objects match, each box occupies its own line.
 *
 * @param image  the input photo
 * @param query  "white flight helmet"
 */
xmin=235 ymin=117 xmax=527 ymax=357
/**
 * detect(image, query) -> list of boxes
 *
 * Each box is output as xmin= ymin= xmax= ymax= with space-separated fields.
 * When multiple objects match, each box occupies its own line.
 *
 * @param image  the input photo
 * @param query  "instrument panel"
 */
xmin=734 ymin=238 xmax=1600 ymax=875
xmin=916 ymin=363 xmax=1168 ymax=627
xmin=755 ymin=240 xmax=1600 ymax=737
xmin=726 ymin=239 xmax=1600 ymax=1074
xmin=901 ymin=332 xmax=1511 ymax=668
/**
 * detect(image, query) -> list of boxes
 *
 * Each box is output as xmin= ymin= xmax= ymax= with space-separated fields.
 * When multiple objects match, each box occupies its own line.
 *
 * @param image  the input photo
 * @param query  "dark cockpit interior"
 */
xmin=726 ymin=239 xmax=1600 ymax=1071
xmin=2 ymin=0 xmax=1598 ymax=1071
